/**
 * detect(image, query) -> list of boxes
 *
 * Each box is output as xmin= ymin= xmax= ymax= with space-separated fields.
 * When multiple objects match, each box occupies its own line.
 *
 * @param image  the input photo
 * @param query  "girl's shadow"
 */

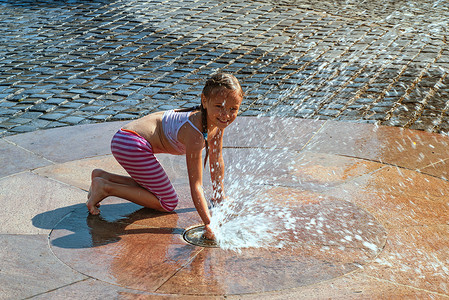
xmin=32 ymin=202 xmax=194 ymax=249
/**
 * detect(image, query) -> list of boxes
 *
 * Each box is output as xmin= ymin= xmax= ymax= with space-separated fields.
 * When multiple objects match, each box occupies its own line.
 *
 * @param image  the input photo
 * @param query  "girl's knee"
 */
xmin=163 ymin=206 xmax=176 ymax=213
xmin=162 ymin=203 xmax=177 ymax=212
xmin=160 ymin=197 xmax=178 ymax=212
xmin=92 ymin=168 xmax=106 ymax=179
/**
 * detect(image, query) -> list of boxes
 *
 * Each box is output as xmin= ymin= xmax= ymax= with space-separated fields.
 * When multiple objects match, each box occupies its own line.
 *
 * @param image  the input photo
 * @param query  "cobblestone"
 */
xmin=0 ymin=0 xmax=448 ymax=137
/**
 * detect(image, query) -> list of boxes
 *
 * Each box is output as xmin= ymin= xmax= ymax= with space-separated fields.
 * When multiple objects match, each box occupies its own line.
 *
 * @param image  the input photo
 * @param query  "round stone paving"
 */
xmin=45 ymin=116 xmax=449 ymax=297
xmin=4 ymin=116 xmax=448 ymax=298
xmin=49 ymin=184 xmax=386 ymax=295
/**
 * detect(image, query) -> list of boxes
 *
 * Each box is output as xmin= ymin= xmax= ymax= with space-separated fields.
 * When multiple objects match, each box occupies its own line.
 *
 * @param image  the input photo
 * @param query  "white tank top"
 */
xmin=161 ymin=110 xmax=204 ymax=154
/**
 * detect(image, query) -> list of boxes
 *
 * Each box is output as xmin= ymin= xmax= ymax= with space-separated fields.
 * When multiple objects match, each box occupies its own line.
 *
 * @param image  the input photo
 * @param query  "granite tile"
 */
xmin=228 ymin=273 xmax=439 ymax=299
xmin=0 ymin=234 xmax=86 ymax=300
xmin=0 ymin=138 xmax=52 ymax=178
xmin=0 ymin=171 xmax=86 ymax=234
xmin=324 ymin=166 xmax=449 ymax=228
xmin=224 ymin=117 xmax=326 ymax=150
xmin=30 ymin=278 xmax=219 ymax=299
xmin=120 ymin=184 xmax=205 ymax=230
xmin=3 ymin=118 xmax=449 ymax=298
xmin=262 ymin=186 xmax=387 ymax=265
xmin=419 ymin=158 xmax=449 ymax=180
xmin=157 ymin=186 xmax=386 ymax=295
xmin=50 ymin=201 xmax=204 ymax=293
xmin=222 ymin=149 xmax=384 ymax=193
xmin=33 ymin=154 xmax=204 ymax=229
xmin=305 ymin=120 xmax=449 ymax=170
xmin=34 ymin=154 xmax=193 ymax=194
xmin=5 ymin=121 xmax=127 ymax=163
xmin=364 ymin=226 xmax=449 ymax=296
xmin=157 ymin=153 xmax=191 ymax=185
xmin=157 ymin=246 xmax=357 ymax=295
xmin=34 ymin=155 xmax=128 ymax=191
xmin=45 ymin=182 xmax=387 ymax=296
xmin=275 ymin=151 xmax=384 ymax=191
xmin=221 ymin=147 xmax=298 ymax=186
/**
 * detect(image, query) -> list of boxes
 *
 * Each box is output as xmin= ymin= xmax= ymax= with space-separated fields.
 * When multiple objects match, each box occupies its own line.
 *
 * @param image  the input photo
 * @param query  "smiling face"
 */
xmin=201 ymin=87 xmax=243 ymax=130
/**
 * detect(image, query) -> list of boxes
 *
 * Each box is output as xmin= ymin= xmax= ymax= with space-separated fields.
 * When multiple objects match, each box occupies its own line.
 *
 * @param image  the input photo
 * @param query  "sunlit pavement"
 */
xmin=1 ymin=0 xmax=449 ymax=298
xmin=2 ymin=118 xmax=449 ymax=298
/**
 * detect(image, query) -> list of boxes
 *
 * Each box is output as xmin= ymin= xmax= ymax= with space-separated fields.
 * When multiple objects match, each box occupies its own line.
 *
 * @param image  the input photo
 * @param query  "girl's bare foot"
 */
xmin=86 ymin=177 xmax=107 ymax=215
xmin=87 ymin=186 xmax=101 ymax=207
xmin=88 ymin=169 xmax=108 ymax=208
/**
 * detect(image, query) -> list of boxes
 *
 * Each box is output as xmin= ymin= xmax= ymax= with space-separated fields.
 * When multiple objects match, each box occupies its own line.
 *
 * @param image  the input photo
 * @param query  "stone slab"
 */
xmin=34 ymin=155 xmax=128 ymax=192
xmin=29 ymin=278 xmax=217 ymax=299
xmin=364 ymin=226 xmax=449 ymax=296
xmin=419 ymin=158 xmax=449 ymax=180
xmin=228 ymin=272 xmax=440 ymax=299
xmin=305 ymin=121 xmax=449 ymax=170
xmin=49 ymin=200 xmax=204 ymax=293
xmin=0 ymin=138 xmax=51 ymax=179
xmin=0 ymin=234 xmax=86 ymax=300
xmin=274 ymin=150 xmax=385 ymax=192
xmin=4 ymin=121 xmax=127 ymax=163
xmin=0 ymin=172 xmax=86 ymax=234
xmin=1 ymin=117 xmax=449 ymax=298
xmin=224 ymin=117 xmax=326 ymax=150
xmin=323 ymin=166 xmax=449 ymax=229
xmin=49 ymin=184 xmax=386 ymax=296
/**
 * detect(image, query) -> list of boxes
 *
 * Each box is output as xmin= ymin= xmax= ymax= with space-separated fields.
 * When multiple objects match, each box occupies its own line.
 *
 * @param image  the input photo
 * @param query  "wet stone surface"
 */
xmin=2 ymin=118 xmax=449 ymax=298
xmin=49 ymin=185 xmax=387 ymax=295
xmin=0 ymin=0 xmax=448 ymax=137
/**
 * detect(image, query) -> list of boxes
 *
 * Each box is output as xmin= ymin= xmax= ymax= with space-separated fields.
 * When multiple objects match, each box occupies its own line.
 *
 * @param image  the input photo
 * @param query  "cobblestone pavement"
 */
xmin=0 ymin=0 xmax=448 ymax=137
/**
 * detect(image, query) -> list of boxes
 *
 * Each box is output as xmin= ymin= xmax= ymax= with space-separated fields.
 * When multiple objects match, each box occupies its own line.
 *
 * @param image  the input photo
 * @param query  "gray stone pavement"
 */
xmin=2 ymin=2 xmax=449 ymax=298
xmin=0 ymin=0 xmax=448 ymax=137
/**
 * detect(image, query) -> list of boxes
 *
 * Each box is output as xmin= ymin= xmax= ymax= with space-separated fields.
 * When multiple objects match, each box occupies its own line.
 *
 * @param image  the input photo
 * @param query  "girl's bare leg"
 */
xmin=91 ymin=168 xmax=140 ymax=187
xmin=88 ymin=169 xmax=140 ymax=201
xmin=86 ymin=169 xmax=166 ymax=215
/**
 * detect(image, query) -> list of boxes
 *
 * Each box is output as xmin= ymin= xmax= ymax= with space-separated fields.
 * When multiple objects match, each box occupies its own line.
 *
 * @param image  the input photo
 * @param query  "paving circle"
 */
xmin=49 ymin=178 xmax=386 ymax=295
xmin=46 ymin=118 xmax=447 ymax=296
xmin=22 ymin=117 xmax=448 ymax=297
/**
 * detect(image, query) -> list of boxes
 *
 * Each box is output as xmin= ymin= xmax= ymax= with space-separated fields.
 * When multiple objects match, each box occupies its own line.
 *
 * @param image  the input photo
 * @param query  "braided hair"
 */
xmin=200 ymin=73 xmax=242 ymax=167
xmin=178 ymin=73 xmax=243 ymax=167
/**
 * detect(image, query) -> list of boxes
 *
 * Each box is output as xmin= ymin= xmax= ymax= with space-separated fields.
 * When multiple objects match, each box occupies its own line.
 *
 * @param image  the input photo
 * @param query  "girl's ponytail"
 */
xmin=200 ymin=103 xmax=208 ymax=168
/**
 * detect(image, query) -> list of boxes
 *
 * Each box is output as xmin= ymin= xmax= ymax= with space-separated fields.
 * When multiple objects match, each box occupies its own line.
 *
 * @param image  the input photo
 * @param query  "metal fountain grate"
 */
xmin=183 ymin=225 xmax=218 ymax=248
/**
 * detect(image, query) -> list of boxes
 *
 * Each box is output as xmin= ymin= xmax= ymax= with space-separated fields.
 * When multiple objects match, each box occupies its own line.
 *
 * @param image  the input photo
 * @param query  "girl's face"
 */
xmin=202 ymin=87 xmax=242 ymax=130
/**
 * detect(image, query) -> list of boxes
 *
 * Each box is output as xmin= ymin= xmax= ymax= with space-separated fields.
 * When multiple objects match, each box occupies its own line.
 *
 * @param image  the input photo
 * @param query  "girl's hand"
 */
xmin=203 ymin=224 xmax=215 ymax=240
xmin=211 ymin=195 xmax=227 ymax=206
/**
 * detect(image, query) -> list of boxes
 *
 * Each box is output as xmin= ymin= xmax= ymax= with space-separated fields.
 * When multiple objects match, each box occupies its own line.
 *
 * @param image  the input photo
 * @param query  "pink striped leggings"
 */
xmin=110 ymin=129 xmax=178 ymax=212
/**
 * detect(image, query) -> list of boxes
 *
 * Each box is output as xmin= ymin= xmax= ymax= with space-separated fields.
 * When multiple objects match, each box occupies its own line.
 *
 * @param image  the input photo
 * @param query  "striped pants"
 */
xmin=110 ymin=129 xmax=178 ymax=212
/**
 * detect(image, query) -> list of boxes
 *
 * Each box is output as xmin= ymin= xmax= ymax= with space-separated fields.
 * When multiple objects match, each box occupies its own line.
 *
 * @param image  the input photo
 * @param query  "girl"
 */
xmin=87 ymin=73 xmax=243 ymax=240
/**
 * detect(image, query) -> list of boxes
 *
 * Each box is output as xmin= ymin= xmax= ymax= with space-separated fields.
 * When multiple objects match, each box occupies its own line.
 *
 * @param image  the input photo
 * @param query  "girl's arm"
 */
xmin=209 ymin=129 xmax=225 ymax=203
xmin=185 ymin=134 xmax=214 ymax=238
